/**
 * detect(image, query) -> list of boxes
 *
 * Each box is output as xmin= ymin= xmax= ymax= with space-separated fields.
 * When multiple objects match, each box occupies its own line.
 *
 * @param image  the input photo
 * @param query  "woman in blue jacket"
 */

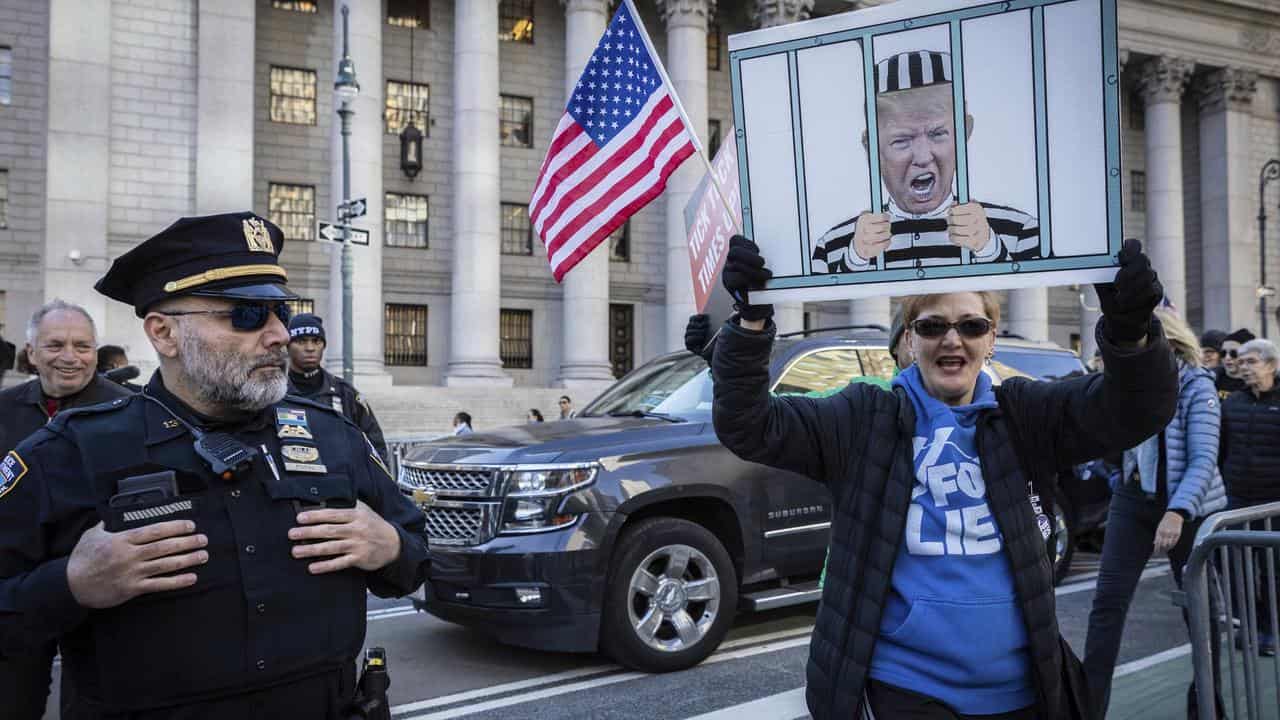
xmin=1083 ymin=308 xmax=1227 ymax=718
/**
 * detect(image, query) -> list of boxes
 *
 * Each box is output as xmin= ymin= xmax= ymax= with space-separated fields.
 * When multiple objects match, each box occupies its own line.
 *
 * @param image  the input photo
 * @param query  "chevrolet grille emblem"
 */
xmin=412 ymin=489 xmax=437 ymax=508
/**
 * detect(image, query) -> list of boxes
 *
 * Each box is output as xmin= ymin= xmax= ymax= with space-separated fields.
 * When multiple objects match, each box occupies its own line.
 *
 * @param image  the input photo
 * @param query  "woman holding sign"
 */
xmin=710 ymin=236 xmax=1176 ymax=719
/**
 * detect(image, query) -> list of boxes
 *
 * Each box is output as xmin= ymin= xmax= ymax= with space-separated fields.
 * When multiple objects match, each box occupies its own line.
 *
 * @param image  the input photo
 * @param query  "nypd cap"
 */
xmin=289 ymin=313 xmax=326 ymax=343
xmin=874 ymin=50 xmax=952 ymax=94
xmin=96 ymin=212 xmax=297 ymax=317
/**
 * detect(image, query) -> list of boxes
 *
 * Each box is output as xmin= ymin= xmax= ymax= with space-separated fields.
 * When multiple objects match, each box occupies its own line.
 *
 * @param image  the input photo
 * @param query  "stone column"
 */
xmin=1006 ymin=288 xmax=1049 ymax=341
xmin=750 ymin=0 xmax=811 ymax=335
xmin=196 ymin=0 xmax=255 ymax=213
xmin=1137 ymin=56 xmax=1194 ymax=312
xmin=849 ymin=297 xmax=890 ymax=330
xmin=657 ymin=0 xmax=714 ymax=351
xmin=445 ymin=0 xmax=511 ymax=385
xmin=1198 ymin=68 xmax=1259 ymax=333
xmin=556 ymin=0 xmax=616 ymax=394
xmin=328 ymin=1 xmax=390 ymax=385
xmin=44 ymin=0 xmax=111 ymax=326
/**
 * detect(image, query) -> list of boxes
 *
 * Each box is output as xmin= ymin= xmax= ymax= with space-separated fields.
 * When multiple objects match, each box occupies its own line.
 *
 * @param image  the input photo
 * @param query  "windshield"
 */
xmin=992 ymin=348 xmax=1087 ymax=382
xmin=581 ymin=355 xmax=712 ymax=419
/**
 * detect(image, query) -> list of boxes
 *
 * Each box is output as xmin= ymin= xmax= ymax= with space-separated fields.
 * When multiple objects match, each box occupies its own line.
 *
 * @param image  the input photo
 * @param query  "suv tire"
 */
xmin=601 ymin=517 xmax=738 ymax=673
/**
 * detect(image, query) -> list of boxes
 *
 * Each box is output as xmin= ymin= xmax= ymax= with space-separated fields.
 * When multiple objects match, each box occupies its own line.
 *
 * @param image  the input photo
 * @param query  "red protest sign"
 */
xmin=684 ymin=130 xmax=742 ymax=313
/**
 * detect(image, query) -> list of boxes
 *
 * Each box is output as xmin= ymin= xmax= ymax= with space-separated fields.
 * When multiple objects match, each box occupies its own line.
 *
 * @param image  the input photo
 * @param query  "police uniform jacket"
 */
xmin=0 ymin=373 xmax=430 ymax=717
xmin=289 ymin=367 xmax=388 ymax=464
xmin=0 ymin=374 xmax=132 ymax=454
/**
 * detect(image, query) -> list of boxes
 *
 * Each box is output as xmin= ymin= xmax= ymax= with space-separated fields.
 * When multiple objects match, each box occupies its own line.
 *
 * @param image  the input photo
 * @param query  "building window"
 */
xmin=269 ymin=66 xmax=317 ymax=125
xmin=500 ymin=95 xmax=534 ymax=148
xmin=708 ymin=119 xmax=722 ymax=159
xmin=0 ymin=47 xmax=11 ymax=106
xmin=387 ymin=0 xmax=429 ymax=28
xmin=610 ymin=304 xmax=634 ymax=378
xmin=284 ymin=298 xmax=315 ymax=317
xmin=707 ymin=24 xmax=721 ymax=71
xmin=499 ymin=0 xmax=534 ymax=43
xmin=1127 ymin=92 xmax=1144 ymax=131
xmin=1130 ymin=170 xmax=1146 ymax=212
xmin=385 ymin=304 xmax=429 ymax=366
xmin=385 ymin=193 xmax=429 ymax=248
xmin=272 ymin=0 xmax=317 ymax=11
xmin=0 ymin=169 xmax=8 ymax=229
xmin=267 ymin=183 xmax=315 ymax=242
xmin=500 ymin=309 xmax=533 ymax=369
xmin=501 ymin=203 xmax=533 ymax=255
xmin=608 ymin=221 xmax=630 ymax=262
xmin=385 ymin=80 xmax=430 ymax=135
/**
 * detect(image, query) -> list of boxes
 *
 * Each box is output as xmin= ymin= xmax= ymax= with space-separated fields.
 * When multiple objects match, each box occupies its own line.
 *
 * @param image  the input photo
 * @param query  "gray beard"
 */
xmin=178 ymin=327 xmax=288 ymax=413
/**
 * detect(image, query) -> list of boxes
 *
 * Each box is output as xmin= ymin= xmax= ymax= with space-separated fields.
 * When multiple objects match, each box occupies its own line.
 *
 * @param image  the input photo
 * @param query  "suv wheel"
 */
xmin=1050 ymin=491 xmax=1076 ymax=585
xmin=601 ymin=517 xmax=738 ymax=672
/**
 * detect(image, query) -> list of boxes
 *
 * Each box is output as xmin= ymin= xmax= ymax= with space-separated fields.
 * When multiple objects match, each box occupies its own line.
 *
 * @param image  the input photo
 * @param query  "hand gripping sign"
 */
xmin=729 ymin=0 xmax=1124 ymax=303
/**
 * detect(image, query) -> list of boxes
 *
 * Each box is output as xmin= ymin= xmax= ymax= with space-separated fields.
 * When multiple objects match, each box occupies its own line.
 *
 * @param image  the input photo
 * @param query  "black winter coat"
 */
xmin=1219 ymin=380 xmax=1280 ymax=501
xmin=0 ymin=374 xmax=132 ymax=455
xmin=711 ymin=319 xmax=1177 ymax=720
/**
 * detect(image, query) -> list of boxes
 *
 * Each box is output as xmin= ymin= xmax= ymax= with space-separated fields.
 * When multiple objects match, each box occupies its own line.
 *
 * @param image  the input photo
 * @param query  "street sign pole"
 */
xmin=336 ymin=4 xmax=356 ymax=384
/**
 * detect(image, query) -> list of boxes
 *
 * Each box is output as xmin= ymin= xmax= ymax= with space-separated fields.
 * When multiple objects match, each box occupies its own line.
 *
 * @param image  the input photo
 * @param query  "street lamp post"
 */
xmin=334 ymin=4 xmax=359 ymax=384
xmin=1259 ymin=160 xmax=1280 ymax=337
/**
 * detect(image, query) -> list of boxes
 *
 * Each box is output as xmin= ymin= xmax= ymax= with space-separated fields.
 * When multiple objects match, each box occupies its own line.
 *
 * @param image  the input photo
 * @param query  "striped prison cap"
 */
xmin=874 ymin=50 xmax=952 ymax=94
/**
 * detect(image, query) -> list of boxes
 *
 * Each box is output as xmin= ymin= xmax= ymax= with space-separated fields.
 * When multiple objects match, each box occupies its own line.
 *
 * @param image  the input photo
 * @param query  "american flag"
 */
xmin=530 ymin=0 xmax=697 ymax=282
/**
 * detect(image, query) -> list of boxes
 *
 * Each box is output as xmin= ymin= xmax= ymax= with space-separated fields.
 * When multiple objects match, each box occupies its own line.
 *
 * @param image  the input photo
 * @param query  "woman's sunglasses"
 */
xmin=910 ymin=317 xmax=994 ymax=339
xmin=158 ymin=301 xmax=292 ymax=332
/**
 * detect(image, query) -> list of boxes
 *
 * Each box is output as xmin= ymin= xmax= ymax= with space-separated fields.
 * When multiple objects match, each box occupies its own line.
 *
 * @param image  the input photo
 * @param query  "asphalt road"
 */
xmin=44 ymin=553 xmax=1201 ymax=719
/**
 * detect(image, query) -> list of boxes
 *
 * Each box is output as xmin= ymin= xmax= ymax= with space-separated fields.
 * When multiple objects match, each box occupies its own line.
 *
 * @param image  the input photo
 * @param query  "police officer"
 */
xmin=0 ymin=300 xmax=131 ymax=719
xmin=287 ymin=314 xmax=388 ymax=464
xmin=0 ymin=212 xmax=430 ymax=719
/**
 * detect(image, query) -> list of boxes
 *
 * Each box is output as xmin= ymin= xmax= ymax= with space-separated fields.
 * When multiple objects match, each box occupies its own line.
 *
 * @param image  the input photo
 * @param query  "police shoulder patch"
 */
xmin=0 ymin=451 xmax=30 ymax=500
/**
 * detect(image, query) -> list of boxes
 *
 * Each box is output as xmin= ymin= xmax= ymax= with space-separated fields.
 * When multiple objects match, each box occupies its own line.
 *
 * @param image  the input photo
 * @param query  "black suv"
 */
xmin=397 ymin=328 xmax=1101 ymax=673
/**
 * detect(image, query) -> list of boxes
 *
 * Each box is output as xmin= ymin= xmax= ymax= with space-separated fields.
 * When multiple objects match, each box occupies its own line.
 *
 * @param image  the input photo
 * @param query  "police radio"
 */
xmin=141 ymin=392 xmax=258 ymax=482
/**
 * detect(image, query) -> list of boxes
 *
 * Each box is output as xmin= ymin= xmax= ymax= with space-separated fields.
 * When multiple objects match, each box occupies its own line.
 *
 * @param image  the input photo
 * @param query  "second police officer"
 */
xmin=0 ymin=212 xmax=430 ymax=719
xmin=287 ymin=313 xmax=389 ymax=464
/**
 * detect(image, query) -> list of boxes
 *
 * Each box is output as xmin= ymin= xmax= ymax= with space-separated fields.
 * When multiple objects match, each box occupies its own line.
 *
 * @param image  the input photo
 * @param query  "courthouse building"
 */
xmin=1 ymin=0 xmax=1279 ymax=398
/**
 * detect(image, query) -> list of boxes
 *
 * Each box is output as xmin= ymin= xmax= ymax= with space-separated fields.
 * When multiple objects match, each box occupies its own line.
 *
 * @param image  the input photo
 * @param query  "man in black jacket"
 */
xmin=1220 ymin=337 xmax=1280 ymax=656
xmin=0 ymin=299 xmax=131 ymax=719
xmin=1215 ymin=328 xmax=1254 ymax=399
xmin=287 ymin=313 xmax=389 ymax=463
xmin=710 ymin=236 xmax=1176 ymax=719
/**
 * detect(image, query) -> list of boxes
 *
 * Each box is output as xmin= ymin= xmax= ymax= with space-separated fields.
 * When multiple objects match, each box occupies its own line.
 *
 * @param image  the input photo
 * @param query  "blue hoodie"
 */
xmin=869 ymin=365 xmax=1035 ymax=714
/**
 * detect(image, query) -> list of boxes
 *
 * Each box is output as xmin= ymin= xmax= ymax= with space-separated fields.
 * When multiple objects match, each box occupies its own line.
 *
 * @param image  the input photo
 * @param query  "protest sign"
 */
xmin=684 ymin=128 xmax=743 ymax=313
xmin=729 ymin=0 xmax=1123 ymax=303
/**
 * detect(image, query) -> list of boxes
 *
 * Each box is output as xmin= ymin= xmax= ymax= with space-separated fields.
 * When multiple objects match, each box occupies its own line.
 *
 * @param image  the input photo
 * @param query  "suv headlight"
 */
xmin=499 ymin=464 xmax=598 ymax=533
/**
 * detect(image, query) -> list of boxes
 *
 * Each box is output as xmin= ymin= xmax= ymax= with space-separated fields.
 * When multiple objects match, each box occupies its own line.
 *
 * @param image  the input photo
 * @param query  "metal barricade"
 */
xmin=384 ymin=434 xmax=444 ymax=480
xmin=1183 ymin=500 xmax=1280 ymax=720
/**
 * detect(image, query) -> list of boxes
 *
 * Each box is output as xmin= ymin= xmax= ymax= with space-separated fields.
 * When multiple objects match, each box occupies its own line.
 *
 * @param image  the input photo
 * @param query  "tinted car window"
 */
xmin=992 ymin=348 xmax=1087 ymax=381
xmin=774 ymin=349 xmax=863 ymax=396
xmin=859 ymin=349 xmax=897 ymax=382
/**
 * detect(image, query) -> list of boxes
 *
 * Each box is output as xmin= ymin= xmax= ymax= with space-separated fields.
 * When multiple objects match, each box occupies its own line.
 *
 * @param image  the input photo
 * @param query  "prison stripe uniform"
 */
xmin=810 ymin=199 xmax=1040 ymax=273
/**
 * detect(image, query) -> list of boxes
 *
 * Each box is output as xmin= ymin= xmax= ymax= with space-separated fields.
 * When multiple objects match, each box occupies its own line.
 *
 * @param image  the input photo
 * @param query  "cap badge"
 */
xmin=243 ymin=217 xmax=274 ymax=254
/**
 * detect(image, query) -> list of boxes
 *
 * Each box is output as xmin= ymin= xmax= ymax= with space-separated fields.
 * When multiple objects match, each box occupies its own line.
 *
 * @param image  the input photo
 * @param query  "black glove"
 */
xmin=684 ymin=314 xmax=715 ymax=364
xmin=1094 ymin=238 xmax=1163 ymax=344
xmin=722 ymin=235 xmax=774 ymax=323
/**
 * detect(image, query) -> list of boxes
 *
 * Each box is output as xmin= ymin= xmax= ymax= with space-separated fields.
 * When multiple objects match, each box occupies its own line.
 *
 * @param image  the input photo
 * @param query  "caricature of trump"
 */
xmin=811 ymin=50 xmax=1040 ymax=273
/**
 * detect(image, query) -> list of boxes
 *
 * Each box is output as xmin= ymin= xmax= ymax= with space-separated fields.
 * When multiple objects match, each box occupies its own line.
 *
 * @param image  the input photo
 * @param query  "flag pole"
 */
xmin=624 ymin=0 xmax=742 ymax=234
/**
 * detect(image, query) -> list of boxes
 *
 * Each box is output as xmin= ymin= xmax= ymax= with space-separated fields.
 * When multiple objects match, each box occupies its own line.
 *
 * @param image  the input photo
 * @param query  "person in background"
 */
xmin=453 ymin=412 xmax=474 ymax=436
xmin=1215 ymin=328 xmax=1254 ymax=399
xmin=1219 ymin=337 xmax=1280 ymax=658
xmin=286 ymin=313 xmax=388 ymax=464
xmin=1084 ymin=308 xmax=1228 ymax=718
xmin=0 ymin=299 xmax=131 ymax=719
xmin=1200 ymin=329 xmax=1226 ymax=371
xmin=528 ymin=409 xmax=545 ymax=423
xmin=97 ymin=344 xmax=143 ymax=392
xmin=558 ymin=395 xmax=576 ymax=420
xmin=0 ymin=325 xmax=15 ymax=387
xmin=711 ymin=235 xmax=1175 ymax=719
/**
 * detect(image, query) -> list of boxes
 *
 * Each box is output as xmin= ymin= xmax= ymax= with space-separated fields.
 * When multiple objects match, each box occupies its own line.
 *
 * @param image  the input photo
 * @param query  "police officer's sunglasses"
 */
xmin=910 ymin=317 xmax=994 ymax=339
xmin=157 ymin=301 xmax=292 ymax=332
